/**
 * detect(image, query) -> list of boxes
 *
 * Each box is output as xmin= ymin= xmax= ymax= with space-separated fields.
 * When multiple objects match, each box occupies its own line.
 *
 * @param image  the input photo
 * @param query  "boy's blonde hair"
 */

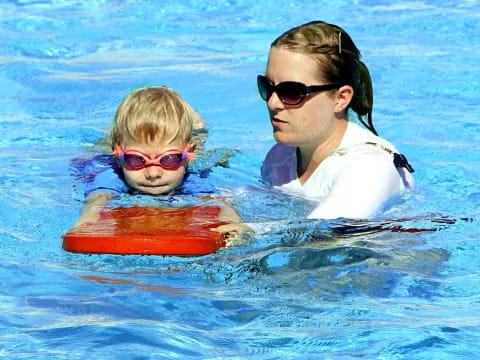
xmin=111 ymin=86 xmax=194 ymax=149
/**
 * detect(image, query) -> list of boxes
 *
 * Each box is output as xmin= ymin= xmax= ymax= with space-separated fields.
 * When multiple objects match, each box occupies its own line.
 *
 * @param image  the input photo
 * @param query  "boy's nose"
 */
xmin=144 ymin=165 xmax=163 ymax=180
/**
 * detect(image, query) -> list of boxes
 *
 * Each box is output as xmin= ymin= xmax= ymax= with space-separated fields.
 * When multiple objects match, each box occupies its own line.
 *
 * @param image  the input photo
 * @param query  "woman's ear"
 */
xmin=334 ymin=85 xmax=354 ymax=113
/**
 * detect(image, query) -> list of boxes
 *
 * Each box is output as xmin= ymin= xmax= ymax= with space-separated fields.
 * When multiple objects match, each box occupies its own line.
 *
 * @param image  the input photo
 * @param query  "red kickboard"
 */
xmin=63 ymin=206 xmax=227 ymax=256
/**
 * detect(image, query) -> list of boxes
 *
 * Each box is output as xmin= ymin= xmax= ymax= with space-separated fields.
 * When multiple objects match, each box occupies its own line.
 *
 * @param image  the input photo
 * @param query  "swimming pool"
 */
xmin=1 ymin=0 xmax=479 ymax=358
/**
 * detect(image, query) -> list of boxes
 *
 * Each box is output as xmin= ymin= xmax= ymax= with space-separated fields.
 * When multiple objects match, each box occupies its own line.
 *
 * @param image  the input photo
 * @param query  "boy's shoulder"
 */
xmin=180 ymin=171 xmax=218 ymax=196
xmin=70 ymin=154 xmax=128 ymax=198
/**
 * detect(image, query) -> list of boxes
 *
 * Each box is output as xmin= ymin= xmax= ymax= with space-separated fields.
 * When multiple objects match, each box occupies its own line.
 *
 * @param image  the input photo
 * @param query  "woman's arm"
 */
xmin=308 ymin=151 xmax=406 ymax=220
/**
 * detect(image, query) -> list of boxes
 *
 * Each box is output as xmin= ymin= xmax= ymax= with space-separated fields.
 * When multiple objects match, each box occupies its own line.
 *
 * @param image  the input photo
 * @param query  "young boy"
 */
xmin=74 ymin=86 xmax=247 ymax=243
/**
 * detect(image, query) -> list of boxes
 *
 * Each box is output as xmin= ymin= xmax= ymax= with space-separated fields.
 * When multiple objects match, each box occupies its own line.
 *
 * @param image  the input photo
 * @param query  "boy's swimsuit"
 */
xmin=261 ymin=122 xmax=414 ymax=220
xmin=74 ymin=155 xmax=217 ymax=199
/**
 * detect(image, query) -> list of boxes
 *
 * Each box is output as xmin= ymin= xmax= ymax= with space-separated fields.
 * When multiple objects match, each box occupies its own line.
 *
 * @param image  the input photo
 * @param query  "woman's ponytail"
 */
xmin=351 ymin=61 xmax=377 ymax=135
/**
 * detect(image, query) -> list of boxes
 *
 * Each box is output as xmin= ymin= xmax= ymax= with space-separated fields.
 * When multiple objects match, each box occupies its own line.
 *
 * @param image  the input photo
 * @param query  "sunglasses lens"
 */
xmin=257 ymin=76 xmax=272 ymax=101
xmin=257 ymin=76 xmax=306 ymax=105
xmin=123 ymin=154 xmax=146 ymax=169
xmin=159 ymin=153 xmax=184 ymax=169
xmin=276 ymin=82 xmax=305 ymax=105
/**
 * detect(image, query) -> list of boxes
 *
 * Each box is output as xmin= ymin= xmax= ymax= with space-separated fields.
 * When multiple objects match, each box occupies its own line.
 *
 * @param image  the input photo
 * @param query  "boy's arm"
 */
xmin=72 ymin=191 xmax=113 ymax=228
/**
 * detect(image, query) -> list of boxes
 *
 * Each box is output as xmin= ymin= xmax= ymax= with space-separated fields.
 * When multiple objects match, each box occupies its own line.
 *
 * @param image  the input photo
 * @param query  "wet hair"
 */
xmin=110 ymin=86 xmax=194 ymax=149
xmin=271 ymin=20 xmax=377 ymax=135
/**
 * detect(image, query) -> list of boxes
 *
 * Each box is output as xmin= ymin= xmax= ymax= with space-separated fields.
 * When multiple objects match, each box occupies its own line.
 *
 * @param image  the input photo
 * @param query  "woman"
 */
xmin=258 ymin=21 xmax=414 ymax=220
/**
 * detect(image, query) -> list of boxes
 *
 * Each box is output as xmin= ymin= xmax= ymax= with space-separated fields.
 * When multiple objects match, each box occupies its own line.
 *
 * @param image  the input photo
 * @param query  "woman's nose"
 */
xmin=267 ymin=91 xmax=285 ymax=110
xmin=143 ymin=165 xmax=163 ymax=180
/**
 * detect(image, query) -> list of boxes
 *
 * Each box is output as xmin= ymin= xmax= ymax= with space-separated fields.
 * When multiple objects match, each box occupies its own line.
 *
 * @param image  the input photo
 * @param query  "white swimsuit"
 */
xmin=261 ymin=122 xmax=414 ymax=220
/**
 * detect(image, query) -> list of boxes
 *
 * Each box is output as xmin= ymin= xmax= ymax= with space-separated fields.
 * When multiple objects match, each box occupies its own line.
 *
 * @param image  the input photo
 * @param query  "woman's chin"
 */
xmin=273 ymin=131 xmax=299 ymax=146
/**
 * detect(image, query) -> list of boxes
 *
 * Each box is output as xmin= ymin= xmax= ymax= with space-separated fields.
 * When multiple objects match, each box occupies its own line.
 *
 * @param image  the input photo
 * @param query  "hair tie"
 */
xmin=338 ymin=32 xmax=342 ymax=54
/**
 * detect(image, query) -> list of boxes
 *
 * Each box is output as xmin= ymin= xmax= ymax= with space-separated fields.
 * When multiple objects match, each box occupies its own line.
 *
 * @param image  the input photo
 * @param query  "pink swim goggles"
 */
xmin=114 ymin=144 xmax=196 ymax=171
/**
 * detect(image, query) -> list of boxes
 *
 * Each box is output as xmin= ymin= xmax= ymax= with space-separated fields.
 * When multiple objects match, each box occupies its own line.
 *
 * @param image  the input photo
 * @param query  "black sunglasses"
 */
xmin=257 ymin=75 xmax=341 ymax=106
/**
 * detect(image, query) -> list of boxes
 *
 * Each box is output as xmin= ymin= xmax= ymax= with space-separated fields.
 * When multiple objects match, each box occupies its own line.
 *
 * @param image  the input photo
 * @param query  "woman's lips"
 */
xmin=271 ymin=117 xmax=287 ymax=127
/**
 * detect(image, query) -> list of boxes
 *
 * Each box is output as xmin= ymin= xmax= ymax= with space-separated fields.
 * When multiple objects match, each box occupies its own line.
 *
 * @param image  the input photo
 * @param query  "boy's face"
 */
xmin=119 ymin=137 xmax=188 ymax=195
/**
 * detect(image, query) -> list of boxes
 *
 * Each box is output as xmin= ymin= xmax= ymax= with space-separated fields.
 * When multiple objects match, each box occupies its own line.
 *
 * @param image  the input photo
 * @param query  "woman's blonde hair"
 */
xmin=110 ymin=86 xmax=194 ymax=149
xmin=272 ymin=21 xmax=377 ymax=135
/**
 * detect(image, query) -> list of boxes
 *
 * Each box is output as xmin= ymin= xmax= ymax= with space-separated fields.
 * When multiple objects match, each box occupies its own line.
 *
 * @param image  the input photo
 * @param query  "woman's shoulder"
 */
xmin=261 ymin=143 xmax=298 ymax=185
xmin=335 ymin=123 xmax=399 ymax=168
xmin=342 ymin=122 xmax=398 ymax=152
xmin=264 ymin=143 xmax=296 ymax=165
xmin=337 ymin=122 xmax=414 ymax=189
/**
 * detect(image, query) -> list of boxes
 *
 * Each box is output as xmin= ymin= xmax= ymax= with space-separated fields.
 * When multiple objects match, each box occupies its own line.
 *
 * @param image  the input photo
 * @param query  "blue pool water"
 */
xmin=1 ymin=1 xmax=479 ymax=358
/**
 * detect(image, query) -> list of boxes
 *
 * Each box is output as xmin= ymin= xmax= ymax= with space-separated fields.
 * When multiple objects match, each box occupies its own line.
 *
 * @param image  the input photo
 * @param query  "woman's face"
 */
xmin=119 ymin=137 xmax=187 ymax=195
xmin=265 ymin=46 xmax=344 ymax=150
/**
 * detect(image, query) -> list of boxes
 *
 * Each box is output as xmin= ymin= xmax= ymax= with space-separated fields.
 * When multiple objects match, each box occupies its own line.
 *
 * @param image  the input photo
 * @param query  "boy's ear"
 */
xmin=186 ymin=142 xmax=197 ymax=161
xmin=112 ymin=143 xmax=121 ymax=157
xmin=188 ymin=142 xmax=197 ymax=152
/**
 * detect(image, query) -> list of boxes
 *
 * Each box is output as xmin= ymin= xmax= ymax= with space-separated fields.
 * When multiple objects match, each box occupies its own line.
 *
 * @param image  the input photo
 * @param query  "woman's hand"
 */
xmin=215 ymin=222 xmax=255 ymax=247
xmin=204 ymin=195 xmax=255 ymax=246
